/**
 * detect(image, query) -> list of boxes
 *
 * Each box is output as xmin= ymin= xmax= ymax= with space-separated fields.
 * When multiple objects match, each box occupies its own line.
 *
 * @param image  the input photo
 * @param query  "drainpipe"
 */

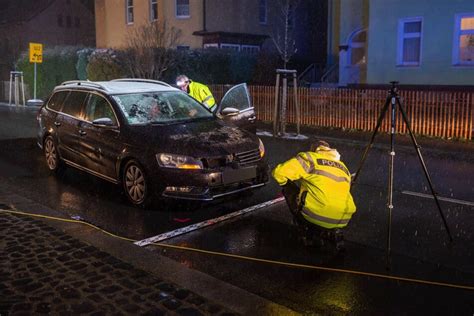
xmin=203 ymin=0 xmax=207 ymax=31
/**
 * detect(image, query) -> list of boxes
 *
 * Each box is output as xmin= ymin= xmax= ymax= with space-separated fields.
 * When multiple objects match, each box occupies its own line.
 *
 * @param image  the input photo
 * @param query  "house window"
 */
xmin=397 ymin=17 xmax=422 ymax=66
xmin=241 ymin=45 xmax=260 ymax=54
xmin=203 ymin=43 xmax=219 ymax=49
xmin=126 ymin=0 xmax=134 ymax=24
xmin=57 ymin=15 xmax=63 ymax=27
xmin=66 ymin=15 xmax=72 ymax=28
xmin=349 ymin=29 xmax=366 ymax=65
xmin=453 ymin=13 xmax=474 ymax=65
xmin=221 ymin=43 xmax=240 ymax=51
xmin=75 ymin=17 xmax=80 ymax=28
xmin=259 ymin=0 xmax=267 ymax=24
xmin=176 ymin=0 xmax=189 ymax=18
xmin=150 ymin=0 xmax=158 ymax=21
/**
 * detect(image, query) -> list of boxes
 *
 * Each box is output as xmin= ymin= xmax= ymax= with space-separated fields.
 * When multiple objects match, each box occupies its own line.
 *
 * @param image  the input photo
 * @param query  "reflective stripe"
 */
xmin=302 ymin=207 xmax=350 ymax=225
xmin=310 ymin=169 xmax=349 ymax=183
xmin=296 ymin=156 xmax=311 ymax=173
xmin=208 ymin=103 xmax=216 ymax=111
xmin=305 ymin=152 xmax=315 ymax=172
xmin=203 ymin=95 xmax=213 ymax=103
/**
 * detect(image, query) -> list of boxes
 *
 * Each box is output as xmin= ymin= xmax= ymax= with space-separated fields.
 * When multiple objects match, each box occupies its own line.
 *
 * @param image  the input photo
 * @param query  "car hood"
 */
xmin=128 ymin=119 xmax=260 ymax=157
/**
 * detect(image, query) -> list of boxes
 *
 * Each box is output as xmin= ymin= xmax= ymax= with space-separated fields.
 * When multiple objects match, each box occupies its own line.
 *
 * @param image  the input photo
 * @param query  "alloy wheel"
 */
xmin=124 ymin=163 xmax=147 ymax=204
xmin=44 ymin=137 xmax=58 ymax=171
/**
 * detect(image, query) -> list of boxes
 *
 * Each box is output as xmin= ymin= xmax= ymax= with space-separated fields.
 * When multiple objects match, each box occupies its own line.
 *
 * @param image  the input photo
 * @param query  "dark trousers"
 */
xmin=281 ymin=181 xmax=320 ymax=235
xmin=281 ymin=181 xmax=344 ymax=246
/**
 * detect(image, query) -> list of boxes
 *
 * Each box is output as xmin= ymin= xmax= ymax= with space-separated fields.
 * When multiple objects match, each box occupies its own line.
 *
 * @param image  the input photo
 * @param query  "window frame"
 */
xmin=241 ymin=45 xmax=260 ymax=54
xmin=175 ymin=0 xmax=190 ymax=19
xmin=259 ymin=0 xmax=267 ymax=25
xmin=397 ymin=17 xmax=423 ymax=67
xmin=150 ymin=0 xmax=158 ymax=22
xmin=453 ymin=12 xmax=474 ymax=66
xmin=84 ymin=93 xmax=119 ymax=126
xmin=203 ymin=43 xmax=219 ymax=49
xmin=126 ymin=0 xmax=134 ymax=25
xmin=347 ymin=29 xmax=366 ymax=66
xmin=221 ymin=43 xmax=241 ymax=51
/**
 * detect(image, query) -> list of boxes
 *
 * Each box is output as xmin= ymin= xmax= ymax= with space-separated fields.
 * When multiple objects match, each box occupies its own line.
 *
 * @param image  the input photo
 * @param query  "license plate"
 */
xmin=222 ymin=166 xmax=257 ymax=185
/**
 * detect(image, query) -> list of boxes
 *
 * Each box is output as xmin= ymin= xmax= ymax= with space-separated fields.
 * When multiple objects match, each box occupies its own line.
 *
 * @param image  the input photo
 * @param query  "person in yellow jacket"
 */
xmin=176 ymin=75 xmax=217 ymax=112
xmin=272 ymin=140 xmax=356 ymax=249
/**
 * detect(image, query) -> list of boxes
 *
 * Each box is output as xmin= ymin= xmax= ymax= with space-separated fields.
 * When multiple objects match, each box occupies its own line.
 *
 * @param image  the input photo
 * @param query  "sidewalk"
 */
xmin=0 ymin=185 xmax=296 ymax=315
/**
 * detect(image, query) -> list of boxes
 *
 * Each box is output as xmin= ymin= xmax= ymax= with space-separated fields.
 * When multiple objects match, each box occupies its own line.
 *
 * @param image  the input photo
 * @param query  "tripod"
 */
xmin=352 ymin=81 xmax=453 ymax=264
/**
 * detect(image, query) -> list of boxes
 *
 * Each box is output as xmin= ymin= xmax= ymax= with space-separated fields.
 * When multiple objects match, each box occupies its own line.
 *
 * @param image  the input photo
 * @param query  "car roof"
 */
xmin=54 ymin=79 xmax=179 ymax=95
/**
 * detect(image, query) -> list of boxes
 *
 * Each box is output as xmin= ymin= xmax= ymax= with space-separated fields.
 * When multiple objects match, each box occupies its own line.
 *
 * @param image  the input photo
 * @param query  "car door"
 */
xmin=55 ymin=90 xmax=88 ymax=166
xmin=79 ymin=93 xmax=120 ymax=181
xmin=215 ymin=83 xmax=257 ymax=133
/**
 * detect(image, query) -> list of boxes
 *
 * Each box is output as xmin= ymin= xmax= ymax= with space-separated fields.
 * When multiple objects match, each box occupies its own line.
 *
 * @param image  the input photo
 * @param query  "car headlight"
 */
xmin=156 ymin=153 xmax=203 ymax=170
xmin=258 ymin=138 xmax=265 ymax=158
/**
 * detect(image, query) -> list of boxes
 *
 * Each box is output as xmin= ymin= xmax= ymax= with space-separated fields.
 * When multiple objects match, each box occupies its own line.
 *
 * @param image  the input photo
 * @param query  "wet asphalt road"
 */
xmin=1 ymin=105 xmax=474 ymax=314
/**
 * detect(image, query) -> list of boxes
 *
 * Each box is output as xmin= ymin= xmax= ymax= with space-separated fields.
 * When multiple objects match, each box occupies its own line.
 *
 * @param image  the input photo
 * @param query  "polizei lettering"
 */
xmin=316 ymin=159 xmax=350 ymax=176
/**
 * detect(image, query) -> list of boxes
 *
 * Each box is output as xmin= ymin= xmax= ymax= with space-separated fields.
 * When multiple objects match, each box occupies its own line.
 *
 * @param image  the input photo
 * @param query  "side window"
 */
xmin=62 ymin=91 xmax=87 ymax=118
xmin=84 ymin=94 xmax=117 ymax=125
xmin=47 ymin=91 xmax=69 ymax=111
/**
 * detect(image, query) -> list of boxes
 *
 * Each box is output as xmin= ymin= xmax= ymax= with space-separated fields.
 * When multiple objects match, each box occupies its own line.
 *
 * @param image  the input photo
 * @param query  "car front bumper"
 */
xmin=158 ymin=162 xmax=269 ymax=201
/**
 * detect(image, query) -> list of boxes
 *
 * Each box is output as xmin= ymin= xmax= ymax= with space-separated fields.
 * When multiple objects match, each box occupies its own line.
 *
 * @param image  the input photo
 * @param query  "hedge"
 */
xmin=16 ymin=46 xmax=80 ymax=100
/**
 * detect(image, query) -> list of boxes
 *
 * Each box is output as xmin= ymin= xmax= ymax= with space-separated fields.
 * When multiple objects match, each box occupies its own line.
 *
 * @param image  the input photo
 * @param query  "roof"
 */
xmin=55 ymin=80 xmax=179 ymax=95
xmin=0 ymin=0 xmax=54 ymax=25
xmin=0 ymin=0 xmax=94 ymax=25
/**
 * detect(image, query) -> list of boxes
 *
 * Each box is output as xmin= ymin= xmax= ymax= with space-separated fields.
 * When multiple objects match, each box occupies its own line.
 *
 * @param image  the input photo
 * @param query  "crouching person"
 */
xmin=272 ymin=140 xmax=356 ymax=251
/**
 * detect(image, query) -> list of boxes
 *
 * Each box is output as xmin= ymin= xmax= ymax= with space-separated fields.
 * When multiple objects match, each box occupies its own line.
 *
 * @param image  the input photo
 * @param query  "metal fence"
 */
xmin=210 ymin=85 xmax=474 ymax=140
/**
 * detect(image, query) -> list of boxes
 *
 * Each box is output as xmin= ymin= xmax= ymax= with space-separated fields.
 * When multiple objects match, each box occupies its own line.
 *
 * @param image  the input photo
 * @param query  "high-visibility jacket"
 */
xmin=188 ymin=81 xmax=216 ymax=111
xmin=272 ymin=148 xmax=356 ymax=229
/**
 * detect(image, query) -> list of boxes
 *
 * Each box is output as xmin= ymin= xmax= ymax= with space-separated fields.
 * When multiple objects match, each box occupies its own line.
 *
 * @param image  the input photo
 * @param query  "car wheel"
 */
xmin=122 ymin=160 xmax=150 ymax=207
xmin=44 ymin=136 xmax=61 ymax=172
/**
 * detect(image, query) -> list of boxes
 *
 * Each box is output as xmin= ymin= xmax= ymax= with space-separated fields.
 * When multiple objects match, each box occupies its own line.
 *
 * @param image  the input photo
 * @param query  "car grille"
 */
xmin=235 ymin=148 xmax=261 ymax=166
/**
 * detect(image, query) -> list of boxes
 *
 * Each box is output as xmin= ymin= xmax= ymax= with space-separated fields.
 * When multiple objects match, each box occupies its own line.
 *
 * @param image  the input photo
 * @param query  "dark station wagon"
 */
xmin=37 ymin=79 xmax=269 ymax=206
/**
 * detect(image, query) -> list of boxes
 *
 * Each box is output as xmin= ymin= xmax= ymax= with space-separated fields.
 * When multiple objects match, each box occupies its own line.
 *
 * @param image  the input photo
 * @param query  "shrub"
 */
xmin=86 ymin=49 xmax=126 ymax=81
xmin=76 ymin=48 xmax=94 ymax=80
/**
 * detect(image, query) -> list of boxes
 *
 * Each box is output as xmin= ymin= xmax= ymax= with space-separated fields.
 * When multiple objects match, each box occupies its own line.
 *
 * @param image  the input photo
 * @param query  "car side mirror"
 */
xmin=221 ymin=107 xmax=240 ymax=116
xmin=92 ymin=117 xmax=115 ymax=127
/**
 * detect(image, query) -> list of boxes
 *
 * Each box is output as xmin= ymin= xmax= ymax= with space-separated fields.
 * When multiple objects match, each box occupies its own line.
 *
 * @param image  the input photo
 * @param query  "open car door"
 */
xmin=215 ymin=83 xmax=256 ymax=133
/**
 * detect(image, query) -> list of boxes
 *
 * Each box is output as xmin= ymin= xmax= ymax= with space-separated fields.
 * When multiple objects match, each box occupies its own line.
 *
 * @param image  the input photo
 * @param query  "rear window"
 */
xmin=47 ymin=91 xmax=68 ymax=111
xmin=62 ymin=91 xmax=88 ymax=118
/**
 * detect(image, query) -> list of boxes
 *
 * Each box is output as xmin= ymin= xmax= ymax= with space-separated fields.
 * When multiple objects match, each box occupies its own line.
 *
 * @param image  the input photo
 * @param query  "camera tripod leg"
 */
xmin=386 ymin=94 xmax=397 ymax=262
xmin=396 ymin=98 xmax=453 ymax=242
xmin=352 ymin=96 xmax=391 ymax=185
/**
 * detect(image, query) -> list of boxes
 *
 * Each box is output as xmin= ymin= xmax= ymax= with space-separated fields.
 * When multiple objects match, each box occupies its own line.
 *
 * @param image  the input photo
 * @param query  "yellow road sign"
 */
xmin=29 ymin=43 xmax=43 ymax=63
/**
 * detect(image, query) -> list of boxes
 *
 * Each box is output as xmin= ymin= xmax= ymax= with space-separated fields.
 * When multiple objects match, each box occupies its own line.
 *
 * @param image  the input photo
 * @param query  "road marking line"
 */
xmin=401 ymin=190 xmax=474 ymax=207
xmin=134 ymin=197 xmax=285 ymax=247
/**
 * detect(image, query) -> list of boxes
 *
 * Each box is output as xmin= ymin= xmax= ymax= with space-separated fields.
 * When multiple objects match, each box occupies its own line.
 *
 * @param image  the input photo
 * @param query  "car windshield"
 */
xmin=112 ymin=91 xmax=214 ymax=125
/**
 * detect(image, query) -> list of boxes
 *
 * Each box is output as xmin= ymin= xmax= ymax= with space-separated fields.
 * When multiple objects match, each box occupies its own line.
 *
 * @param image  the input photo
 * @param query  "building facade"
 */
xmin=95 ymin=0 xmax=327 ymax=65
xmin=330 ymin=0 xmax=474 ymax=88
xmin=0 ymin=0 xmax=95 ymax=80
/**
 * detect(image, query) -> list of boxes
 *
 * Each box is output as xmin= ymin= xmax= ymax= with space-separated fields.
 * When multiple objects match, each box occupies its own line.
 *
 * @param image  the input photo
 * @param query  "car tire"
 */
xmin=122 ymin=159 xmax=151 ymax=207
xmin=44 ymin=136 xmax=62 ymax=173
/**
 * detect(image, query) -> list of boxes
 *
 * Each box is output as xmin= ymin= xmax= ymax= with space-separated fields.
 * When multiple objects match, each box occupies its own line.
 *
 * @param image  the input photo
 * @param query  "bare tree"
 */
xmin=272 ymin=0 xmax=300 ymax=69
xmin=124 ymin=21 xmax=181 ymax=79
